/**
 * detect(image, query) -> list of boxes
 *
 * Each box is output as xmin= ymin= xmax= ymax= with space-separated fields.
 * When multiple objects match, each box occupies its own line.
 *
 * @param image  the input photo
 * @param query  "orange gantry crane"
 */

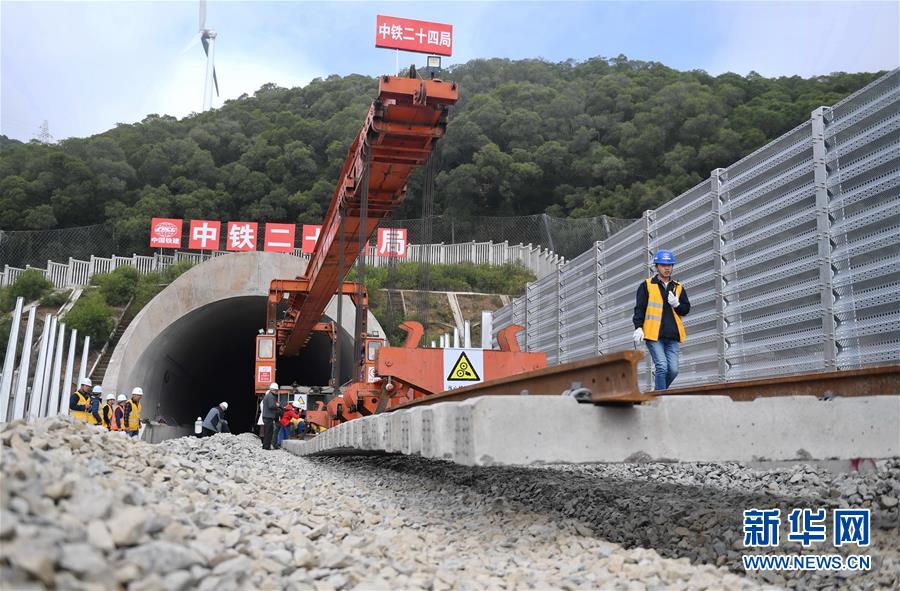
xmin=254 ymin=72 xmax=545 ymax=429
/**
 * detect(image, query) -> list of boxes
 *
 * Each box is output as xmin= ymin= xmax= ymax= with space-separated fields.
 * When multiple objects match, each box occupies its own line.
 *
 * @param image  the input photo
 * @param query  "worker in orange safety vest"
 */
xmin=124 ymin=387 xmax=143 ymax=438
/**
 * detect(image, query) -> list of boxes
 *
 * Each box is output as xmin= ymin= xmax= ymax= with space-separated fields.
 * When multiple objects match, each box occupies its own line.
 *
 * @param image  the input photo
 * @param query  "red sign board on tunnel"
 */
xmin=376 ymin=15 xmax=453 ymax=56
xmin=264 ymin=223 xmax=296 ymax=253
xmin=226 ymin=221 xmax=258 ymax=251
xmin=188 ymin=220 xmax=221 ymax=250
xmin=301 ymin=224 xmax=321 ymax=254
xmin=149 ymin=218 xmax=183 ymax=248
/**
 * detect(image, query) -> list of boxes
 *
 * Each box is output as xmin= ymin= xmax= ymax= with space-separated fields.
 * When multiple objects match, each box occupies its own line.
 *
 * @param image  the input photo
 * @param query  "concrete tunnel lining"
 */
xmin=103 ymin=251 xmax=384 ymax=433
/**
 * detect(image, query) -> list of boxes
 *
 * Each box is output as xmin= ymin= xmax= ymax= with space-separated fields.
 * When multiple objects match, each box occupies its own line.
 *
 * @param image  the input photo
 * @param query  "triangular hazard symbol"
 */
xmin=447 ymin=352 xmax=481 ymax=382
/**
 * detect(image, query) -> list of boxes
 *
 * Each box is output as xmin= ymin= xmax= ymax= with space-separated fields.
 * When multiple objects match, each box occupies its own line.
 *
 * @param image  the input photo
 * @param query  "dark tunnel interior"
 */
xmin=129 ymin=296 xmax=355 ymax=434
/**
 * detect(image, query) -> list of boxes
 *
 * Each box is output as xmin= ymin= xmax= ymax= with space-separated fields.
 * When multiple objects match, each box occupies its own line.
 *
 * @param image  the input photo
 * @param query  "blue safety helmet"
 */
xmin=653 ymin=250 xmax=675 ymax=265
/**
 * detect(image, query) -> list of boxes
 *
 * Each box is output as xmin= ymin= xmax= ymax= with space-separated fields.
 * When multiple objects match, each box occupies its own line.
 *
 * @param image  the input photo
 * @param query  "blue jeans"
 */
xmin=646 ymin=338 xmax=680 ymax=390
xmin=276 ymin=425 xmax=291 ymax=448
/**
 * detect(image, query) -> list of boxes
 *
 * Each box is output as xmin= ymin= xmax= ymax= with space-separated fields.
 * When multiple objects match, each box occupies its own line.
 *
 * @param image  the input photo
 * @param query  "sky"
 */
xmin=2 ymin=1 xmax=898 ymax=142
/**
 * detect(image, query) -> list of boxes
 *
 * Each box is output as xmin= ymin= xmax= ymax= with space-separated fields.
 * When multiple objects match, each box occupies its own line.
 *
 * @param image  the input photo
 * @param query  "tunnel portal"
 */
xmin=101 ymin=252 xmax=382 ymax=434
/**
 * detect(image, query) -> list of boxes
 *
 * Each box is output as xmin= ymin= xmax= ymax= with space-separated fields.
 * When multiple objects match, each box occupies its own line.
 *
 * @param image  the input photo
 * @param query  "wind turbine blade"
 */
xmin=199 ymin=0 xmax=207 ymax=32
xmin=201 ymin=34 xmax=210 ymax=56
xmin=180 ymin=33 xmax=201 ymax=55
xmin=213 ymin=68 xmax=220 ymax=97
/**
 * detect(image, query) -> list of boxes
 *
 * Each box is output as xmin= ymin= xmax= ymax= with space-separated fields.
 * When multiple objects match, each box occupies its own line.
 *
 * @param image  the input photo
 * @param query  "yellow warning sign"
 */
xmin=447 ymin=351 xmax=481 ymax=381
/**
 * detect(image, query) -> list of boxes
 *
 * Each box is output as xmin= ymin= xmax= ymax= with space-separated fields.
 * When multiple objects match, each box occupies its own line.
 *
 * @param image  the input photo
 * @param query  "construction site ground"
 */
xmin=1 ymin=416 xmax=898 ymax=590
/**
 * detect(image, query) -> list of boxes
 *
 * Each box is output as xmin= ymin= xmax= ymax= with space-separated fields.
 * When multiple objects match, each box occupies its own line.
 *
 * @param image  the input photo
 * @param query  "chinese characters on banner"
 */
xmin=377 ymin=228 xmax=408 ymax=257
xmin=149 ymin=218 xmax=183 ymax=248
xmin=148 ymin=219 xmax=409 ymax=257
xmin=264 ymin=223 xmax=296 ymax=253
xmin=301 ymin=224 xmax=321 ymax=254
xmin=375 ymin=15 xmax=452 ymax=56
xmin=227 ymin=222 xmax=258 ymax=251
xmin=188 ymin=220 xmax=221 ymax=250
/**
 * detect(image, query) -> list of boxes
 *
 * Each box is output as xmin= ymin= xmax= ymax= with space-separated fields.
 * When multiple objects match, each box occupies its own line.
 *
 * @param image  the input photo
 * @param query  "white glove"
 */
xmin=633 ymin=328 xmax=644 ymax=343
xmin=667 ymin=291 xmax=679 ymax=308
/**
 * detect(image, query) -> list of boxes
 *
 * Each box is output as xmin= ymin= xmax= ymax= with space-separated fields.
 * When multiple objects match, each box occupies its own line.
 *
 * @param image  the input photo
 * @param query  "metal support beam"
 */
xmin=1 ymin=296 xmax=24 ymax=421
xmin=79 ymin=336 xmax=90 ymax=384
xmin=29 ymin=314 xmax=52 ymax=420
xmin=63 ymin=329 xmax=78 ymax=416
xmin=12 ymin=307 xmax=36 ymax=421
xmin=38 ymin=316 xmax=57 ymax=417
xmin=710 ymin=168 xmax=728 ymax=382
xmin=811 ymin=107 xmax=838 ymax=369
xmin=48 ymin=322 xmax=65 ymax=416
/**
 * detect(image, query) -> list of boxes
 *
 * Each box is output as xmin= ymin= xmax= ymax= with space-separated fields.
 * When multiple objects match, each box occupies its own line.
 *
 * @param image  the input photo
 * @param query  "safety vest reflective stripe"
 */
xmin=104 ymin=404 xmax=122 ymax=430
xmin=641 ymin=278 xmax=686 ymax=342
xmin=71 ymin=392 xmax=91 ymax=423
xmin=126 ymin=400 xmax=142 ymax=431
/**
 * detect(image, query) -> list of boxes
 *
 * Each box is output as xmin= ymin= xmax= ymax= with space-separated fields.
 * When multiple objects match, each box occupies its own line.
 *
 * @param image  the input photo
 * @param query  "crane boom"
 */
xmin=273 ymin=74 xmax=458 ymax=356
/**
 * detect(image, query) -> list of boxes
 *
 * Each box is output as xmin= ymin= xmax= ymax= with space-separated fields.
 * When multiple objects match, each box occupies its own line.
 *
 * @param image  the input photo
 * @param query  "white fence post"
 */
xmin=0 ymin=296 xmax=24 ymax=421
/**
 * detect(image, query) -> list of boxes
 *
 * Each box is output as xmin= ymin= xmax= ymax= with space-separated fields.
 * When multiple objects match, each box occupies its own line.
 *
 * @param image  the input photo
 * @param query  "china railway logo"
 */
xmin=447 ymin=352 xmax=480 ymax=382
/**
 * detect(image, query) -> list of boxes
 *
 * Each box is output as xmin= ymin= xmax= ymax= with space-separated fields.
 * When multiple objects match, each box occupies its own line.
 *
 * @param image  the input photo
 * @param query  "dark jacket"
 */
xmin=261 ymin=390 xmax=279 ymax=420
xmin=89 ymin=396 xmax=102 ymax=424
xmin=202 ymin=406 xmax=225 ymax=432
xmin=633 ymin=275 xmax=691 ymax=341
xmin=69 ymin=389 xmax=89 ymax=412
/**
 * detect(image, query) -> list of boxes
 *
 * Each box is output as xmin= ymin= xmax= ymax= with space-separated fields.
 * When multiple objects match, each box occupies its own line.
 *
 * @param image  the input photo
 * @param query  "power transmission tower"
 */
xmin=37 ymin=120 xmax=53 ymax=144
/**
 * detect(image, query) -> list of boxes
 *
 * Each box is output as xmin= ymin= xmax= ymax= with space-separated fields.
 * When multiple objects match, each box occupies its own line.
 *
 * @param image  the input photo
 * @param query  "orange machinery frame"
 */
xmin=255 ymin=72 xmax=546 ymax=429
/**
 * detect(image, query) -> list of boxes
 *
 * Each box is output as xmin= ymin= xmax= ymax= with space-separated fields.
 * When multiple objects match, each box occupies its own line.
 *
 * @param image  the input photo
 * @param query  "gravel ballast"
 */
xmin=1 ymin=415 xmax=897 ymax=590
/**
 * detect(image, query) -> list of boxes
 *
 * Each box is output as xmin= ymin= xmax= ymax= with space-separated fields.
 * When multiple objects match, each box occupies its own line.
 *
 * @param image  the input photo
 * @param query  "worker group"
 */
xmin=68 ymin=377 xmax=143 ymax=435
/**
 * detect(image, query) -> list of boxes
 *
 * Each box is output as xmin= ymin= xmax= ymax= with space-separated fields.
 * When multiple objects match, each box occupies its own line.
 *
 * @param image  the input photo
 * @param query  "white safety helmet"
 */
xmin=268 ymin=383 xmax=279 ymax=391
xmin=292 ymin=401 xmax=302 ymax=409
xmin=80 ymin=377 xmax=92 ymax=387
xmin=106 ymin=393 xmax=116 ymax=401
xmin=117 ymin=394 xmax=127 ymax=402
xmin=93 ymin=385 xmax=103 ymax=394
xmin=219 ymin=402 xmax=229 ymax=410
xmin=131 ymin=387 xmax=143 ymax=396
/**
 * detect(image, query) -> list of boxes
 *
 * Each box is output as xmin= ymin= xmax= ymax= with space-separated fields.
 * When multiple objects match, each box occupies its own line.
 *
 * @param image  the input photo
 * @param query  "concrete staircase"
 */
xmin=89 ymin=303 xmax=135 ymax=385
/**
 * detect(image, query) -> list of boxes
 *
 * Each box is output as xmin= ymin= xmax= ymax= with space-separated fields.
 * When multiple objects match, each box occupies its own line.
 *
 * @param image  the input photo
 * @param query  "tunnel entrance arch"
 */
xmin=103 ymin=252 xmax=382 ymax=433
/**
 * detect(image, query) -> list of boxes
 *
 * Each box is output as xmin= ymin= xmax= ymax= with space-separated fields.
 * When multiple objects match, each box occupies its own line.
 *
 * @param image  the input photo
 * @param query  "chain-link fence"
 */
xmin=0 ymin=224 xmax=122 ymax=269
xmin=1 ymin=214 xmax=634 ymax=270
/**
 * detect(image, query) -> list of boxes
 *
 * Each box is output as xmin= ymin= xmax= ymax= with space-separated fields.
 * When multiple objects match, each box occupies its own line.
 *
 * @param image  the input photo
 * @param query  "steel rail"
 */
xmin=661 ymin=365 xmax=900 ymax=400
xmin=386 ymin=357 xmax=899 ymax=411
xmin=388 ymin=351 xmax=654 ymax=410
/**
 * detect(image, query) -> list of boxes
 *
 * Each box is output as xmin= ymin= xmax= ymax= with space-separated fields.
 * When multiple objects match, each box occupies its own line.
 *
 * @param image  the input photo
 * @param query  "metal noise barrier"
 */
xmin=494 ymin=69 xmax=900 ymax=390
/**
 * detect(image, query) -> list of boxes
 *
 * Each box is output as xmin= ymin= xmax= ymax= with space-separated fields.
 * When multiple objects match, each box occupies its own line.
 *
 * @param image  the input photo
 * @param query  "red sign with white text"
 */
xmin=149 ymin=218 xmax=183 ymax=249
xmin=264 ymin=223 xmax=296 ymax=253
xmin=188 ymin=220 xmax=221 ymax=250
xmin=226 ymin=222 xmax=258 ymax=251
xmin=375 ymin=15 xmax=452 ymax=56
xmin=301 ymin=224 xmax=322 ymax=254
xmin=376 ymin=228 xmax=408 ymax=258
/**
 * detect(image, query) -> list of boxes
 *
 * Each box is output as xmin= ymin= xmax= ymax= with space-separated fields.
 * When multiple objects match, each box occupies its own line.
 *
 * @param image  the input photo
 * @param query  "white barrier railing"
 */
xmin=0 ymin=241 xmax=563 ymax=290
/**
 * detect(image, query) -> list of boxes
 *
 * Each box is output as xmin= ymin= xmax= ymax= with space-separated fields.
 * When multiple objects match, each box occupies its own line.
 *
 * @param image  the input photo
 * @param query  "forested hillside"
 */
xmin=0 ymin=55 xmax=878 ymax=252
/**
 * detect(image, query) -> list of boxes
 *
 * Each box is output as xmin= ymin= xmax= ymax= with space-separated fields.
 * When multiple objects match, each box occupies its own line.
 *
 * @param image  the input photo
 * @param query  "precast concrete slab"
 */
xmin=281 ymin=395 xmax=900 ymax=466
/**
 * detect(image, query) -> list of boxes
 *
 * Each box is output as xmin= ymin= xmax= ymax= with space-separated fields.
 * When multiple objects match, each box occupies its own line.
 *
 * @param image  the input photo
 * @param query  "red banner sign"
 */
xmin=226 ymin=221 xmax=258 ymax=251
xmin=149 ymin=218 xmax=183 ymax=248
xmin=376 ymin=15 xmax=452 ymax=56
xmin=264 ymin=223 xmax=296 ymax=253
xmin=377 ymin=228 xmax=408 ymax=258
xmin=301 ymin=224 xmax=322 ymax=254
xmin=188 ymin=220 xmax=221 ymax=250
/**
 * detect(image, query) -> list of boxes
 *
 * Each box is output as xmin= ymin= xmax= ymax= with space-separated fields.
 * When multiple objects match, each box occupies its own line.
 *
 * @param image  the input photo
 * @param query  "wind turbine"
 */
xmin=198 ymin=0 xmax=219 ymax=111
